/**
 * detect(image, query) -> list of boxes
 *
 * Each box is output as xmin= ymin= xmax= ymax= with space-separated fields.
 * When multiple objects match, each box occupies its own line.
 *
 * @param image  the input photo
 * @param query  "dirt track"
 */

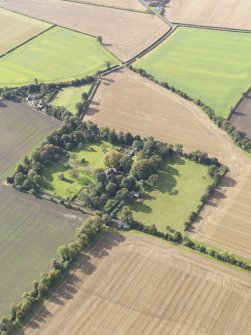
xmin=165 ymin=0 xmax=251 ymax=31
xmin=20 ymin=233 xmax=251 ymax=335
xmin=86 ymin=69 xmax=251 ymax=259
xmin=0 ymin=0 xmax=168 ymax=61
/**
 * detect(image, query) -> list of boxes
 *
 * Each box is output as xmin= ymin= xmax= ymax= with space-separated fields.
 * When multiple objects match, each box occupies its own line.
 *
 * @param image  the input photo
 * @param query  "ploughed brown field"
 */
xmin=165 ymin=0 xmax=251 ymax=31
xmin=0 ymin=0 xmax=168 ymax=61
xmin=20 ymin=233 xmax=251 ymax=335
xmin=230 ymin=89 xmax=251 ymax=140
xmin=0 ymin=101 xmax=60 ymax=181
xmin=85 ymin=69 xmax=251 ymax=260
xmin=66 ymin=0 xmax=146 ymax=11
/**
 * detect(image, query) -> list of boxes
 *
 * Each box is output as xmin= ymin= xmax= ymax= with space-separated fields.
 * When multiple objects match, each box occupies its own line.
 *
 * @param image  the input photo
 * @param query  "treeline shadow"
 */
xmin=22 ymin=232 xmax=125 ymax=332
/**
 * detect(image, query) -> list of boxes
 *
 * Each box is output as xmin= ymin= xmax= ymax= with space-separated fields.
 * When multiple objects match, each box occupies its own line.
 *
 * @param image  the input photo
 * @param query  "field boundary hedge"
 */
xmin=129 ymin=66 xmax=251 ymax=153
xmin=0 ymin=25 xmax=55 ymax=59
xmin=227 ymin=87 xmax=251 ymax=121
xmin=170 ymin=22 xmax=251 ymax=34
xmin=62 ymin=0 xmax=147 ymax=13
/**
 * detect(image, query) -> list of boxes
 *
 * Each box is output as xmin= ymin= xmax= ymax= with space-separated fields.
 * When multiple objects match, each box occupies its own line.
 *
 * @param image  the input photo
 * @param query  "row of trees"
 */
xmin=0 ymin=216 xmax=104 ymax=335
xmin=120 ymin=207 xmax=251 ymax=272
xmin=130 ymin=66 xmax=251 ymax=152
xmin=0 ymin=76 xmax=95 ymax=104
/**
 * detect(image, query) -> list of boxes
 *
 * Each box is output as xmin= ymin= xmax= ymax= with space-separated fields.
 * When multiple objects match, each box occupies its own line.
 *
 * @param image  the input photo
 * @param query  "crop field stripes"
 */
xmin=21 ymin=234 xmax=251 ymax=335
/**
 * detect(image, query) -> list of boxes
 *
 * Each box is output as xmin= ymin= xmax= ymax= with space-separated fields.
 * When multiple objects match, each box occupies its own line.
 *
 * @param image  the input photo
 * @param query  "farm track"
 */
xmin=0 ymin=0 xmax=169 ymax=61
xmin=86 ymin=69 xmax=251 ymax=259
xmin=20 ymin=233 xmax=251 ymax=335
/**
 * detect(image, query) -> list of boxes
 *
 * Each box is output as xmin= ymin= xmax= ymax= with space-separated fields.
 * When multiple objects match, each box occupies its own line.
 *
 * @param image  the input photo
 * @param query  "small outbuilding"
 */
xmin=109 ymin=219 xmax=129 ymax=230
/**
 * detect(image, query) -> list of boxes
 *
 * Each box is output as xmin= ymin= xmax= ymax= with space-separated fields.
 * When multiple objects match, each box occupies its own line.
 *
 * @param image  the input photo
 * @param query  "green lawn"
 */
xmin=0 ymin=26 xmax=119 ymax=87
xmin=129 ymin=157 xmax=211 ymax=233
xmin=51 ymin=84 xmax=92 ymax=114
xmin=134 ymin=27 xmax=251 ymax=118
xmin=42 ymin=142 xmax=113 ymax=199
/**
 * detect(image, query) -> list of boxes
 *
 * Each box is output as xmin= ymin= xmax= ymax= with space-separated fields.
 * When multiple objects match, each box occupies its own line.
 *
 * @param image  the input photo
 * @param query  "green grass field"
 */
xmin=42 ymin=142 xmax=113 ymax=199
xmin=0 ymin=8 xmax=51 ymax=56
xmin=128 ymin=157 xmax=211 ymax=233
xmin=134 ymin=27 xmax=251 ymax=118
xmin=0 ymin=185 xmax=86 ymax=316
xmin=51 ymin=84 xmax=92 ymax=114
xmin=0 ymin=26 xmax=118 ymax=87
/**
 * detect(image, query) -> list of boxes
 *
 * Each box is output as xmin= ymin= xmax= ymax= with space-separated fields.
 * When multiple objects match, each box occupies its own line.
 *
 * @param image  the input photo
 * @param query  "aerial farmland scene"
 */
xmin=0 ymin=0 xmax=250 ymax=334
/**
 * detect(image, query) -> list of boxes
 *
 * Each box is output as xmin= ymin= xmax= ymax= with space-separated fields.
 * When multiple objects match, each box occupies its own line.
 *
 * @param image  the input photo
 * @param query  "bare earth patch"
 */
xmin=165 ymin=0 xmax=251 ymax=30
xmin=230 ymin=90 xmax=251 ymax=140
xmin=20 ymin=233 xmax=251 ymax=335
xmin=85 ymin=69 xmax=251 ymax=259
xmin=66 ymin=0 xmax=146 ymax=11
xmin=0 ymin=0 xmax=168 ymax=61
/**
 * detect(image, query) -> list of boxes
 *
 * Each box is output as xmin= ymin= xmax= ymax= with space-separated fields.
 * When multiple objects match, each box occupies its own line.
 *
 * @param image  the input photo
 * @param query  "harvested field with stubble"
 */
xmin=66 ymin=0 xmax=146 ymax=11
xmin=0 ymin=101 xmax=60 ymax=180
xmin=20 ymin=233 xmax=251 ymax=335
xmin=85 ymin=69 xmax=251 ymax=260
xmin=0 ymin=184 xmax=87 ymax=316
xmin=0 ymin=8 xmax=51 ymax=56
xmin=230 ymin=89 xmax=251 ymax=139
xmin=0 ymin=0 xmax=168 ymax=61
xmin=165 ymin=0 xmax=251 ymax=31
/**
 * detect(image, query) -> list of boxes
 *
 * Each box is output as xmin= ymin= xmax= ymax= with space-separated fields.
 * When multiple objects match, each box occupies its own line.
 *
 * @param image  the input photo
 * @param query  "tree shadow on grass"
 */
xmin=156 ymin=164 xmax=179 ymax=194
xmin=22 ymin=232 xmax=126 ymax=333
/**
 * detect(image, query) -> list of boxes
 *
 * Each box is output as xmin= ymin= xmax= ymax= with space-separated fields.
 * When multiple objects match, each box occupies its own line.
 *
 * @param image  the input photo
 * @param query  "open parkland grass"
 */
xmin=51 ymin=84 xmax=92 ymax=114
xmin=42 ymin=142 xmax=114 ymax=199
xmin=128 ymin=156 xmax=211 ymax=233
xmin=0 ymin=184 xmax=87 ymax=316
xmin=134 ymin=27 xmax=251 ymax=118
xmin=0 ymin=26 xmax=118 ymax=87
xmin=0 ymin=8 xmax=51 ymax=56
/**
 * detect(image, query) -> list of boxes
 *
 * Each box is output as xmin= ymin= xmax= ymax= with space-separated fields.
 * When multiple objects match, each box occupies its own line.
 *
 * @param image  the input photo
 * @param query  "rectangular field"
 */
xmin=128 ymin=156 xmax=211 ymax=232
xmin=230 ymin=89 xmax=251 ymax=140
xmin=0 ymin=184 xmax=87 ymax=316
xmin=66 ymin=0 xmax=146 ymax=11
xmin=0 ymin=0 xmax=168 ymax=61
xmin=0 ymin=26 xmax=118 ymax=87
xmin=20 ymin=233 xmax=251 ymax=335
xmin=0 ymin=8 xmax=51 ymax=55
xmin=165 ymin=0 xmax=251 ymax=31
xmin=134 ymin=27 xmax=251 ymax=118
xmin=51 ymin=84 xmax=92 ymax=114
xmin=0 ymin=101 xmax=60 ymax=181
xmin=85 ymin=69 xmax=251 ymax=260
